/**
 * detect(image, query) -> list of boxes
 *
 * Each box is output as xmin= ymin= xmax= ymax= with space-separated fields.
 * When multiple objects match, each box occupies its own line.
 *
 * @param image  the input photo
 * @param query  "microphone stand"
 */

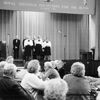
xmin=7 ymin=34 xmax=10 ymax=57
xmin=64 ymin=35 xmax=67 ymax=60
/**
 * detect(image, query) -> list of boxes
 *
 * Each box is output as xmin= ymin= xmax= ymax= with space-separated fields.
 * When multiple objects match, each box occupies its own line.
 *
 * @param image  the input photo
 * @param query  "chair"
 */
xmin=66 ymin=93 xmax=96 ymax=100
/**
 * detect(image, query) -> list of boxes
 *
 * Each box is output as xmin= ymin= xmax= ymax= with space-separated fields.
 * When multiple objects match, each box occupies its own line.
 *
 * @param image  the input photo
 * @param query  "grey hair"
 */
xmin=70 ymin=62 xmax=85 ymax=77
xmin=27 ymin=60 xmax=40 ymax=73
xmin=6 ymin=56 xmax=14 ymax=63
xmin=0 ymin=61 xmax=8 ymax=69
xmin=44 ymin=78 xmax=68 ymax=100
xmin=44 ymin=61 xmax=53 ymax=71
xmin=3 ymin=63 xmax=17 ymax=76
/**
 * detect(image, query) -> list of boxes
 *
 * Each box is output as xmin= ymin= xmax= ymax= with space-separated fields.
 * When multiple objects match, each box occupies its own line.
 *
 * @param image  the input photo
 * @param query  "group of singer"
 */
xmin=13 ymin=35 xmax=51 ymax=61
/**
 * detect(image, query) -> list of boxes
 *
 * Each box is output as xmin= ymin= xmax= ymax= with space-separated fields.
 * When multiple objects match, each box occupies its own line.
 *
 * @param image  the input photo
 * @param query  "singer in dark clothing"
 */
xmin=32 ymin=36 xmax=36 ymax=59
xmin=35 ymin=36 xmax=43 ymax=60
xmin=13 ymin=36 xmax=20 ymax=59
xmin=24 ymin=37 xmax=33 ymax=61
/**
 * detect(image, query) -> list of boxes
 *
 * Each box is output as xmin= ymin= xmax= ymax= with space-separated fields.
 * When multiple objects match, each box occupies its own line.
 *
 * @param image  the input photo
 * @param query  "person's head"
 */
xmin=54 ymin=60 xmax=65 ymax=70
xmin=44 ymin=78 xmax=68 ymax=100
xmin=70 ymin=62 xmax=85 ymax=77
xmin=33 ymin=36 xmax=36 ymax=40
xmin=3 ymin=63 xmax=17 ymax=78
xmin=50 ymin=61 xmax=56 ymax=69
xmin=6 ymin=56 xmax=14 ymax=64
xmin=0 ymin=61 xmax=8 ymax=69
xmin=44 ymin=62 xmax=53 ymax=72
xmin=45 ymin=37 xmax=49 ymax=41
xmin=27 ymin=60 xmax=41 ymax=73
xmin=46 ymin=69 xmax=60 ymax=79
xmin=16 ymin=35 xmax=18 ymax=39
xmin=97 ymin=66 xmax=100 ymax=77
xmin=25 ymin=34 xmax=28 ymax=39
xmin=0 ymin=61 xmax=8 ymax=77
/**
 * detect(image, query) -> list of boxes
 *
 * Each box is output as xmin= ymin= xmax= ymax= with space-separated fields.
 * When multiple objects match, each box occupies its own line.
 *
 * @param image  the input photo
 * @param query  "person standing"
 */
xmin=24 ymin=35 xmax=33 ymax=61
xmin=32 ymin=36 xmax=36 ymax=59
xmin=13 ymin=35 xmax=20 ymax=59
xmin=22 ymin=35 xmax=28 ymax=61
xmin=35 ymin=35 xmax=43 ymax=60
xmin=43 ymin=37 xmax=51 ymax=60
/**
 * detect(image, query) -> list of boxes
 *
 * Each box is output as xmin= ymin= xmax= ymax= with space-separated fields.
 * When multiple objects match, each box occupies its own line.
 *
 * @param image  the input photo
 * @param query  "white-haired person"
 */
xmin=21 ymin=59 xmax=46 ymax=99
xmin=63 ymin=62 xmax=93 ymax=100
xmin=43 ymin=61 xmax=60 ymax=80
xmin=44 ymin=61 xmax=53 ymax=72
xmin=0 ymin=61 xmax=8 ymax=78
xmin=6 ymin=56 xmax=14 ymax=63
xmin=51 ymin=60 xmax=66 ymax=78
xmin=0 ymin=63 xmax=34 ymax=100
xmin=44 ymin=78 xmax=68 ymax=100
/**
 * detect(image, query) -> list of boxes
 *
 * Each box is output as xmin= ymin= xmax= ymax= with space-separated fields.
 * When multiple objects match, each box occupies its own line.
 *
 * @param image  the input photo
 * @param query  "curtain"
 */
xmin=0 ymin=10 xmax=89 ymax=60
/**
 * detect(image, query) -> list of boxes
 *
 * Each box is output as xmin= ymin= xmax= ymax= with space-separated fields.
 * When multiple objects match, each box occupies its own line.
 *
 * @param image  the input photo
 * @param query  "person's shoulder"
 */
xmin=63 ymin=74 xmax=72 ymax=79
xmin=2 ymin=76 xmax=18 ymax=87
xmin=26 ymin=73 xmax=38 ymax=79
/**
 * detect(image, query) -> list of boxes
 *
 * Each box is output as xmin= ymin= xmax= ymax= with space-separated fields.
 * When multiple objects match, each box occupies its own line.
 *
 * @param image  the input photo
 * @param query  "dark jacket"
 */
xmin=0 ymin=76 xmax=34 ymax=100
xmin=13 ymin=39 xmax=20 ymax=50
xmin=63 ymin=74 xmax=91 ymax=100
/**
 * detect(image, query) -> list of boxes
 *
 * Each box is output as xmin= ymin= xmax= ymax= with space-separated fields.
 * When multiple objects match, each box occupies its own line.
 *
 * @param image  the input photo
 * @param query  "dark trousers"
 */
xmin=14 ymin=49 xmax=19 ymax=59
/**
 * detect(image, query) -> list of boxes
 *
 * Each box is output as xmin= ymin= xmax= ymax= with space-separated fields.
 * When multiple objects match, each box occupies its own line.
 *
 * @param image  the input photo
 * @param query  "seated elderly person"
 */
xmin=21 ymin=59 xmax=46 ymax=98
xmin=0 ymin=63 xmax=34 ymax=100
xmin=6 ymin=56 xmax=14 ymax=63
xmin=44 ymin=78 xmax=68 ymax=100
xmin=43 ymin=61 xmax=60 ymax=80
xmin=89 ymin=66 xmax=100 ymax=91
xmin=0 ymin=61 xmax=8 ymax=78
xmin=44 ymin=61 xmax=53 ymax=72
xmin=51 ymin=60 xmax=66 ymax=78
xmin=63 ymin=62 xmax=92 ymax=100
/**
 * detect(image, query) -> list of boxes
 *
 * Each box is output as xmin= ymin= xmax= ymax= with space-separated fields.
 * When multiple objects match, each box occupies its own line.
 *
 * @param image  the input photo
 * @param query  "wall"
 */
xmin=89 ymin=15 xmax=96 ymax=50
xmin=0 ymin=10 xmax=89 ymax=60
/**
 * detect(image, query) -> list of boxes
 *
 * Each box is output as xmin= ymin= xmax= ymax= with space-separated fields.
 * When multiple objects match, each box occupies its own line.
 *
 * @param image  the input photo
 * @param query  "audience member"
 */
xmin=97 ymin=66 xmax=100 ymax=77
xmin=21 ymin=59 xmax=46 ymax=99
xmin=0 ymin=63 xmax=34 ymax=100
xmin=51 ymin=60 xmax=66 ymax=78
xmin=63 ymin=62 xmax=91 ymax=100
xmin=44 ymin=78 xmax=68 ymax=100
xmin=89 ymin=66 xmax=100 ymax=89
xmin=44 ymin=61 xmax=53 ymax=72
xmin=43 ymin=61 xmax=60 ymax=80
xmin=6 ymin=56 xmax=14 ymax=63
xmin=0 ymin=61 xmax=7 ymax=78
